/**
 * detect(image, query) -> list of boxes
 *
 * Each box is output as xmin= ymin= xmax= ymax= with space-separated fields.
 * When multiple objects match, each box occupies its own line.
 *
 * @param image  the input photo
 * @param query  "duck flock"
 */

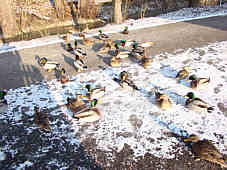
xmin=1 ymin=28 xmax=227 ymax=168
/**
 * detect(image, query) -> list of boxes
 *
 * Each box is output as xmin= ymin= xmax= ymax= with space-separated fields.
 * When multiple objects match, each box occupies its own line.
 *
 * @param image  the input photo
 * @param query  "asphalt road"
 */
xmin=1 ymin=15 xmax=227 ymax=170
xmin=0 ymin=15 xmax=227 ymax=90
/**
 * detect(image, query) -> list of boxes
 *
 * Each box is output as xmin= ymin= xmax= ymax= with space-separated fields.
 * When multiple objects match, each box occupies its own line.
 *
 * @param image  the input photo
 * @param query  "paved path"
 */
xmin=0 ymin=15 xmax=227 ymax=90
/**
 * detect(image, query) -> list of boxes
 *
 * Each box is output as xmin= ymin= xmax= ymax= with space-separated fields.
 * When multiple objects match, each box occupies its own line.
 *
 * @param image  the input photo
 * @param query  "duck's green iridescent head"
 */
xmin=124 ymin=26 xmax=128 ymax=30
xmin=85 ymin=84 xmax=92 ymax=92
xmin=132 ymin=43 xmax=137 ymax=49
xmin=114 ymin=43 xmax=119 ymax=49
xmin=39 ymin=57 xmax=47 ymax=65
xmin=185 ymin=92 xmax=195 ymax=99
xmin=98 ymin=30 xmax=102 ymax=33
xmin=91 ymin=99 xmax=98 ymax=108
xmin=120 ymin=71 xmax=128 ymax=80
xmin=0 ymin=91 xmax=7 ymax=100
xmin=121 ymin=40 xmax=126 ymax=43
xmin=189 ymin=74 xmax=197 ymax=81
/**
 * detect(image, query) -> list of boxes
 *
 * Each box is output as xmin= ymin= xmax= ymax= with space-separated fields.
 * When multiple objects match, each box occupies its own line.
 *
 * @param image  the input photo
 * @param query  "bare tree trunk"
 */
xmin=0 ymin=0 xmax=19 ymax=38
xmin=113 ymin=0 xmax=123 ymax=24
xmin=188 ymin=0 xmax=218 ymax=7
xmin=78 ymin=0 xmax=87 ymax=18
xmin=54 ymin=0 xmax=65 ymax=20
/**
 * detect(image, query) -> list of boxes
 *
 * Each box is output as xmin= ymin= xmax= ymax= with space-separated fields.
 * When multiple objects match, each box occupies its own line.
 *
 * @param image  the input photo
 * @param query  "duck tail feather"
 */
xmin=207 ymin=106 xmax=214 ymax=113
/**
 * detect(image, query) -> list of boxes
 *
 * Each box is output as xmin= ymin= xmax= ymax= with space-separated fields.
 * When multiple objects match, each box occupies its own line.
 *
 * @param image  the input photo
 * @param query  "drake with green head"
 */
xmin=188 ymin=74 xmax=210 ymax=90
xmin=98 ymin=30 xmax=109 ymax=40
xmin=83 ymin=84 xmax=105 ymax=100
xmin=74 ymin=55 xmax=87 ymax=72
xmin=184 ymin=92 xmax=214 ymax=113
xmin=73 ymin=99 xmax=101 ymax=123
xmin=39 ymin=57 xmax=60 ymax=72
xmin=122 ymin=26 xmax=129 ymax=34
xmin=118 ymin=71 xmax=139 ymax=90
xmin=184 ymin=134 xmax=227 ymax=168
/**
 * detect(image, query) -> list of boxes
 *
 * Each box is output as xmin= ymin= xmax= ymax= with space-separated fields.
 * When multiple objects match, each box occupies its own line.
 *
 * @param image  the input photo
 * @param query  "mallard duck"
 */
xmin=64 ymin=33 xmax=74 ymax=52
xmin=184 ymin=134 xmax=227 ymax=168
xmin=0 ymin=91 xmax=7 ymax=101
xmin=155 ymin=91 xmax=172 ymax=110
xmin=115 ymin=51 xmax=130 ymax=59
xmin=110 ymin=56 xmax=121 ymax=67
xmin=120 ymin=71 xmax=128 ymax=81
xmin=74 ymin=48 xmax=87 ymax=60
xmin=98 ymin=41 xmax=111 ymax=54
xmin=184 ymin=92 xmax=214 ymax=113
xmin=130 ymin=44 xmax=144 ymax=60
xmin=138 ymin=41 xmax=154 ymax=57
xmin=141 ymin=57 xmax=151 ymax=69
xmin=74 ymin=99 xmax=101 ymax=123
xmin=83 ymin=84 xmax=105 ymax=100
xmin=66 ymin=94 xmax=87 ymax=113
xmin=74 ymin=55 xmax=87 ymax=72
xmin=39 ymin=57 xmax=60 ymax=72
xmin=122 ymin=26 xmax=129 ymax=34
xmin=81 ymin=34 xmax=95 ymax=46
xmin=34 ymin=106 xmax=51 ymax=132
xmin=176 ymin=66 xmax=190 ymax=82
xmin=98 ymin=30 xmax=109 ymax=41
xmin=60 ymin=68 xmax=69 ymax=84
xmin=188 ymin=74 xmax=210 ymax=90
xmin=0 ymin=91 xmax=7 ymax=113
xmin=121 ymin=40 xmax=136 ymax=48
xmin=113 ymin=71 xmax=139 ymax=90
xmin=0 ymin=99 xmax=7 ymax=113
xmin=114 ymin=43 xmax=130 ymax=58
xmin=107 ymin=39 xmax=115 ymax=49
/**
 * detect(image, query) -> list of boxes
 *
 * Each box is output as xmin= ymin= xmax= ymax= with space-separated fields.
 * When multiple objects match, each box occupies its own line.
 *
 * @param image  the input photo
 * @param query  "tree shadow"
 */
xmin=63 ymin=53 xmax=75 ymax=69
xmin=0 ymin=51 xmax=44 ymax=90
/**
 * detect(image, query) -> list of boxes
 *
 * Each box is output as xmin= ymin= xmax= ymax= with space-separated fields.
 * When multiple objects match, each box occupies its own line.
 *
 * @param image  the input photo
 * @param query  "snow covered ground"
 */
xmin=1 ymin=4 xmax=227 ymax=54
xmin=1 ymin=4 xmax=227 ymax=169
xmin=1 ymin=40 xmax=227 ymax=168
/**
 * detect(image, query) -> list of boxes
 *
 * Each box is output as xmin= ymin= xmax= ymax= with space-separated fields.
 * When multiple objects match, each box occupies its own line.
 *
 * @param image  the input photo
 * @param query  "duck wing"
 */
xmin=194 ymin=140 xmax=223 ymax=160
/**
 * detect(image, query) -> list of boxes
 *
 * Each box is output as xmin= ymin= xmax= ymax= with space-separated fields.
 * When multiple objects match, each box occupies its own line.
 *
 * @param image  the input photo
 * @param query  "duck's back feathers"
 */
xmin=74 ymin=108 xmax=101 ymax=123
xmin=191 ymin=77 xmax=210 ymax=89
xmin=34 ymin=109 xmax=51 ymax=132
xmin=186 ymin=98 xmax=214 ymax=113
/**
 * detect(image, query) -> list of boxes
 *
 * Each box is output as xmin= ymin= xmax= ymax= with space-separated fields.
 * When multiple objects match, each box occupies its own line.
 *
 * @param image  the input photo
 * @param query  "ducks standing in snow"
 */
xmin=74 ymin=55 xmax=87 ymax=72
xmin=59 ymin=68 xmax=69 ymax=84
xmin=184 ymin=92 xmax=214 ymax=113
xmin=98 ymin=30 xmax=109 ymax=41
xmin=83 ymin=84 xmax=105 ymax=101
xmin=66 ymin=94 xmax=86 ymax=113
xmin=188 ymin=74 xmax=210 ymax=90
xmin=74 ymin=99 xmax=101 ymax=123
xmin=34 ymin=106 xmax=51 ymax=132
xmin=184 ymin=134 xmax=227 ymax=168
xmin=122 ymin=26 xmax=129 ymax=34
xmin=176 ymin=66 xmax=190 ymax=82
xmin=113 ymin=71 xmax=139 ymax=90
xmin=154 ymin=90 xmax=172 ymax=110
xmin=0 ymin=91 xmax=7 ymax=113
xmin=39 ymin=57 xmax=60 ymax=72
